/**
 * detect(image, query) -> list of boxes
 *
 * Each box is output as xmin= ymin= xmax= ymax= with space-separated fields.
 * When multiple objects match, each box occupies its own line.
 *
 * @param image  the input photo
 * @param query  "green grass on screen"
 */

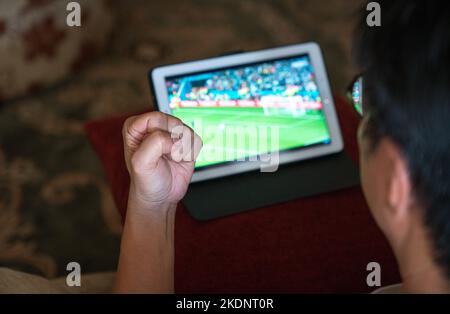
xmin=171 ymin=107 xmax=330 ymax=168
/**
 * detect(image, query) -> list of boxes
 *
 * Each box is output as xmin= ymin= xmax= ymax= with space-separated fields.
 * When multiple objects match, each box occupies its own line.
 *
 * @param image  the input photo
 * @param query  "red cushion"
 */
xmin=84 ymin=95 xmax=400 ymax=293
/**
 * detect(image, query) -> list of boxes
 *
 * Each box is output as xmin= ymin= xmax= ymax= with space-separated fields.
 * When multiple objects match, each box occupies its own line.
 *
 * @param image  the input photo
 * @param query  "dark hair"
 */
xmin=354 ymin=1 xmax=450 ymax=279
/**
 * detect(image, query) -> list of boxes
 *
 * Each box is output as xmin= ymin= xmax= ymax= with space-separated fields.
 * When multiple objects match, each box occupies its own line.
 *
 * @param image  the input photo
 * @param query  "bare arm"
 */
xmin=114 ymin=112 xmax=202 ymax=293
xmin=114 ymin=200 xmax=177 ymax=293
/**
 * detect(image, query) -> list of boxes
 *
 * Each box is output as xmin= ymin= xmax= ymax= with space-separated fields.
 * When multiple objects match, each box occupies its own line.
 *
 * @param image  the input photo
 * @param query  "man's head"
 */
xmin=354 ymin=0 xmax=450 ymax=283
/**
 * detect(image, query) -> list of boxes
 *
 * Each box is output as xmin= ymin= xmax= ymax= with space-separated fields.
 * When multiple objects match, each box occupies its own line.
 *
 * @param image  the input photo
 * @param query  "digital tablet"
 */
xmin=150 ymin=42 xmax=343 ymax=182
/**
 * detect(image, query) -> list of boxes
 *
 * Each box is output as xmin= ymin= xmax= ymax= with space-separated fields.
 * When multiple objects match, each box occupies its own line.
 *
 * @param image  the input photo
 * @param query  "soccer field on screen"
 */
xmin=171 ymin=107 xmax=331 ymax=168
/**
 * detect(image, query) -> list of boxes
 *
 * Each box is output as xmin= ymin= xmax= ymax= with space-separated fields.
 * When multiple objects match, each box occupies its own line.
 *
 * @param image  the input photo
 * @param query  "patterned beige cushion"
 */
xmin=0 ymin=0 xmax=113 ymax=102
xmin=0 ymin=268 xmax=115 ymax=294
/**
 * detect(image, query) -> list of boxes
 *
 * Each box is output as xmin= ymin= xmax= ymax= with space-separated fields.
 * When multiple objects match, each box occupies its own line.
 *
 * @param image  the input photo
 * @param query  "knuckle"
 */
xmin=122 ymin=116 xmax=137 ymax=136
xmin=122 ymin=118 xmax=131 ymax=135
xmin=151 ymin=111 xmax=166 ymax=122
xmin=182 ymin=125 xmax=194 ymax=140
xmin=171 ymin=125 xmax=184 ymax=138
xmin=150 ymin=130 xmax=169 ymax=148
xmin=150 ymin=129 xmax=166 ymax=140
xmin=173 ymin=116 xmax=183 ymax=125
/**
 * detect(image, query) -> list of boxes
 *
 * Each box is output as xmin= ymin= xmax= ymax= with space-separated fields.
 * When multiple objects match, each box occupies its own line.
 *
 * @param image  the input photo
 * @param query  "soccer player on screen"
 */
xmin=114 ymin=1 xmax=450 ymax=293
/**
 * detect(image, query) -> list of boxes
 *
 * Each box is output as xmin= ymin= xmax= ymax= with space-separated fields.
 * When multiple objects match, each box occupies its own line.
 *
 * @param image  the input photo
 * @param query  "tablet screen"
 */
xmin=165 ymin=54 xmax=331 ymax=169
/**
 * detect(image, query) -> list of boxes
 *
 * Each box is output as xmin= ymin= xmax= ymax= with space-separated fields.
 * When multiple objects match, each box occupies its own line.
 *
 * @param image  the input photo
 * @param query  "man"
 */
xmin=114 ymin=1 xmax=450 ymax=293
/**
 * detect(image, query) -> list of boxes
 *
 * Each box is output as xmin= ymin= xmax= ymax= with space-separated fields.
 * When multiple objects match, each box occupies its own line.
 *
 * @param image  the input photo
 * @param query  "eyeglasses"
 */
xmin=347 ymin=74 xmax=364 ymax=117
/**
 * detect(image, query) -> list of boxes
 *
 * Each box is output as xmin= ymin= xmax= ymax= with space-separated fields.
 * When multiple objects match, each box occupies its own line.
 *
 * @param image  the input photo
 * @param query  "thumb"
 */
xmin=130 ymin=130 xmax=174 ymax=174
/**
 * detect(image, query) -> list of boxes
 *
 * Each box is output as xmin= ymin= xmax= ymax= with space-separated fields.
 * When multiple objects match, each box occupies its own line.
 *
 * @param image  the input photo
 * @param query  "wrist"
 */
xmin=127 ymin=196 xmax=177 ymax=218
xmin=127 ymin=182 xmax=177 ymax=215
xmin=125 ymin=198 xmax=177 ymax=241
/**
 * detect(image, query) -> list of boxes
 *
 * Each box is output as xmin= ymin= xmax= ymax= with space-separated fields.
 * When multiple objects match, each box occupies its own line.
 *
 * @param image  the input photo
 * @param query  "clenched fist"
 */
xmin=122 ymin=111 xmax=203 ymax=213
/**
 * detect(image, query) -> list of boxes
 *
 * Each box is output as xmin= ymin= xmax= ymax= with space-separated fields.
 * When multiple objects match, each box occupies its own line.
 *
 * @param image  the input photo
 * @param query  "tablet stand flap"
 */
xmin=183 ymin=152 xmax=360 ymax=221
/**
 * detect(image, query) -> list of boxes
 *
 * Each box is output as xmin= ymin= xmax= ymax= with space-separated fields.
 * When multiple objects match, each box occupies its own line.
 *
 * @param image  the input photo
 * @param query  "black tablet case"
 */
xmin=150 ymin=51 xmax=360 ymax=221
xmin=183 ymin=152 xmax=360 ymax=221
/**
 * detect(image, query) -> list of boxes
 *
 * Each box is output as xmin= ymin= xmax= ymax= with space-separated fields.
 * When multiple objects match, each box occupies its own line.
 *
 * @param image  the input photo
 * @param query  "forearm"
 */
xmin=114 ymin=197 xmax=177 ymax=293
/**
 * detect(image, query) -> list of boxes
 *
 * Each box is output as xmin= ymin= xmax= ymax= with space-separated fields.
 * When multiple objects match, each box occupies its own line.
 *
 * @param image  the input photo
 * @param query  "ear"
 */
xmin=383 ymin=139 xmax=413 ymax=220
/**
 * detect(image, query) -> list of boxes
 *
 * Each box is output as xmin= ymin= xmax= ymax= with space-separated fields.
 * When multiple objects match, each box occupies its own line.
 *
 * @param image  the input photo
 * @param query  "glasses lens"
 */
xmin=351 ymin=77 xmax=363 ymax=116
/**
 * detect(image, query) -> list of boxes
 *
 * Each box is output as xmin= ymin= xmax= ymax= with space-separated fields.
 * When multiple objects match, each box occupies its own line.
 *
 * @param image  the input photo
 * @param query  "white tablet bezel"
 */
xmin=150 ymin=42 xmax=343 ymax=182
